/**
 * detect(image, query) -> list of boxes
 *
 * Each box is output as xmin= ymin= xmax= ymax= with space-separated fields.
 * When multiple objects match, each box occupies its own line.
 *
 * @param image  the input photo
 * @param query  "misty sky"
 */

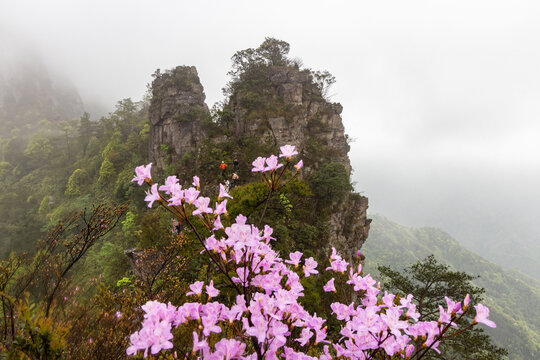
xmin=2 ymin=0 xmax=540 ymax=271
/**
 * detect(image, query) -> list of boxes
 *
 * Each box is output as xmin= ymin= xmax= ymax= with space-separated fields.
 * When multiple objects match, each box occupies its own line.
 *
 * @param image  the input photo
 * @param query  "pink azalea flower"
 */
xmin=296 ymin=329 xmax=313 ymax=346
xmin=262 ymin=225 xmax=275 ymax=242
xmin=294 ymin=160 xmax=303 ymax=171
xmin=279 ymin=144 xmax=298 ymax=160
xmin=192 ymin=332 xmax=208 ymax=354
xmin=213 ymin=215 xmax=224 ymax=230
xmin=235 ymin=214 xmax=247 ymax=224
xmin=303 ymin=257 xmax=318 ymax=277
xmin=214 ymin=200 xmax=228 ymax=215
xmin=323 ymin=278 xmax=336 ymax=293
xmin=252 ymin=157 xmax=266 ymax=172
xmin=464 ymin=293 xmax=471 ymax=308
xmin=474 ymin=304 xmax=496 ymax=328
xmin=214 ymin=338 xmax=246 ymax=360
xmin=265 ymin=155 xmax=283 ymax=172
xmin=405 ymin=344 xmax=415 ymax=358
xmin=132 ymin=163 xmax=152 ymax=186
xmin=438 ymin=305 xmax=453 ymax=325
xmin=144 ymin=184 xmax=160 ymax=208
xmin=150 ymin=320 xmax=174 ymax=355
xmin=159 ymin=176 xmax=178 ymax=194
xmin=193 ymin=197 xmax=213 ymax=215
xmin=192 ymin=176 xmax=200 ymax=189
xmin=244 ymin=313 xmax=268 ymax=343
xmin=167 ymin=184 xmax=183 ymax=206
xmin=445 ymin=296 xmax=462 ymax=314
xmin=383 ymin=291 xmax=396 ymax=308
xmin=183 ymin=187 xmax=200 ymax=205
xmin=186 ymin=281 xmax=204 ymax=297
xmin=204 ymin=235 xmax=223 ymax=252
xmin=285 ymin=251 xmax=303 ymax=267
xmin=206 ymin=280 xmax=220 ymax=298
xmin=219 ymin=183 xmax=233 ymax=200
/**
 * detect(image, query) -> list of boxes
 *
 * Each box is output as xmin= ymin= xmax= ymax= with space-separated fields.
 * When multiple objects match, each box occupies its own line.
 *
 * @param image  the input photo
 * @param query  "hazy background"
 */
xmin=1 ymin=0 xmax=539 ymax=275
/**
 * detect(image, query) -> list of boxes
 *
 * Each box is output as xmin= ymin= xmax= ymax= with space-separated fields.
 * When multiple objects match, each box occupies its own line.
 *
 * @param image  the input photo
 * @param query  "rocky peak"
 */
xmin=147 ymin=58 xmax=370 ymax=267
xmin=228 ymin=65 xmax=351 ymax=174
xmin=148 ymin=66 xmax=209 ymax=169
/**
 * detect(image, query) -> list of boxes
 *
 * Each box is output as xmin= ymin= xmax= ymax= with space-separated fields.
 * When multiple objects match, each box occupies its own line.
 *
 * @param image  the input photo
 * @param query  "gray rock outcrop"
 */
xmin=228 ymin=66 xmax=351 ymax=174
xmin=148 ymin=66 xmax=209 ymax=169
xmin=147 ymin=64 xmax=370 ymax=266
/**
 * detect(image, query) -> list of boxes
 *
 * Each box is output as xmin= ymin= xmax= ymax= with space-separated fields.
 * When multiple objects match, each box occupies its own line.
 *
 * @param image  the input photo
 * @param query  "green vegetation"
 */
xmin=363 ymin=215 xmax=540 ymax=360
xmin=379 ymin=255 xmax=507 ymax=359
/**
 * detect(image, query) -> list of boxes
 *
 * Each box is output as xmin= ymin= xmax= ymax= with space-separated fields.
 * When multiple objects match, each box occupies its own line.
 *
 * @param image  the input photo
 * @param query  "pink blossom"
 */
xmin=193 ymin=197 xmax=212 ymax=215
xmin=323 ymin=278 xmax=336 ymax=293
xmin=303 ymin=257 xmax=318 ymax=277
xmin=144 ymin=184 xmax=160 ymax=208
xmin=214 ymin=199 xmax=228 ymax=215
xmin=183 ymin=187 xmax=200 ymax=205
xmin=192 ymin=176 xmax=200 ymax=188
xmin=438 ymin=305 xmax=453 ymax=325
xmin=262 ymin=225 xmax=275 ymax=242
xmin=445 ymin=296 xmax=462 ymax=314
xmin=205 ymin=235 xmax=224 ymax=252
xmin=244 ymin=313 xmax=267 ymax=343
xmin=285 ymin=251 xmax=303 ymax=267
xmin=167 ymin=184 xmax=183 ymax=206
xmin=252 ymin=156 xmax=266 ymax=172
xmin=279 ymin=144 xmax=298 ymax=160
xmin=296 ymin=329 xmax=313 ymax=346
xmin=132 ymin=163 xmax=152 ymax=186
xmin=265 ymin=155 xmax=283 ymax=172
xmin=158 ymin=176 xmax=178 ymax=194
xmin=326 ymin=257 xmax=348 ymax=273
xmin=213 ymin=215 xmax=224 ymax=230
xmin=219 ymin=183 xmax=233 ymax=200
xmin=192 ymin=332 xmax=208 ymax=355
xmin=464 ymin=293 xmax=471 ymax=308
xmin=294 ymin=160 xmax=303 ymax=171
xmin=186 ymin=281 xmax=204 ymax=297
xmin=214 ymin=338 xmax=246 ymax=360
xmin=474 ymin=304 xmax=496 ymax=328
xmin=206 ymin=280 xmax=220 ymax=298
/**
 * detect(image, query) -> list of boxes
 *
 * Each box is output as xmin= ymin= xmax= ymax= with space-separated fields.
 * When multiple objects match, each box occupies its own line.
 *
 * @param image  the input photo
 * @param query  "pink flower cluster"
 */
xmin=252 ymin=145 xmax=303 ymax=174
xmin=128 ymin=147 xmax=495 ymax=359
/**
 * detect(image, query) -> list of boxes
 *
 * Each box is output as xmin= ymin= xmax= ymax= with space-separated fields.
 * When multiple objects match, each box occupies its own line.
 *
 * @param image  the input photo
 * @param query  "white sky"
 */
xmin=2 ymin=0 xmax=540 ymax=270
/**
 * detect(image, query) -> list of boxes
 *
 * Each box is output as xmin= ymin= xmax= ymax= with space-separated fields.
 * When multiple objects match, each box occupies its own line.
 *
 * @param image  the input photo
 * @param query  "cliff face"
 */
xmin=147 ymin=63 xmax=370 ymax=265
xmin=148 ymin=66 xmax=209 ymax=169
xmin=228 ymin=66 xmax=351 ymax=174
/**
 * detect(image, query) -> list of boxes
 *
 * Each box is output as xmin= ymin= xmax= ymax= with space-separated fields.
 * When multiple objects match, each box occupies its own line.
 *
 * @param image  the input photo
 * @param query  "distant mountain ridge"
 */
xmin=0 ymin=59 xmax=84 ymax=134
xmin=363 ymin=215 xmax=540 ymax=360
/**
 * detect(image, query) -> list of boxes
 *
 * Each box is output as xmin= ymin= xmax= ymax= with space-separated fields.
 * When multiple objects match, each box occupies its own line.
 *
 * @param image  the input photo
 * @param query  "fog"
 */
xmin=2 ymin=0 xmax=540 ymax=273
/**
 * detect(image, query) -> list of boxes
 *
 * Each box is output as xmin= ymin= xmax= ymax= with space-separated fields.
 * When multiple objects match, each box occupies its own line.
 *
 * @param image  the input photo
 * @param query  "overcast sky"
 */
xmin=2 ymin=0 xmax=539 ymax=271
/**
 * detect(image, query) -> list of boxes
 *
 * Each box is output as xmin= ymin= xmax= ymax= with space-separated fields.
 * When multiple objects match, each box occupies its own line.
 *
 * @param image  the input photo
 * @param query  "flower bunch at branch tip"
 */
xmin=251 ymin=145 xmax=303 ymax=191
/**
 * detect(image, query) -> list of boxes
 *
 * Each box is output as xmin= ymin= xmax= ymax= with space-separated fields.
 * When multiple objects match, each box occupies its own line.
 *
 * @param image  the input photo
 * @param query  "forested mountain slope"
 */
xmin=363 ymin=215 xmax=540 ymax=360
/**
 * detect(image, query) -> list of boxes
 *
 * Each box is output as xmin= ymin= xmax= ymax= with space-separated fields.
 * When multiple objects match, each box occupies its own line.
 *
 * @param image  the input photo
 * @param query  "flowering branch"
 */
xmin=127 ymin=145 xmax=495 ymax=359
